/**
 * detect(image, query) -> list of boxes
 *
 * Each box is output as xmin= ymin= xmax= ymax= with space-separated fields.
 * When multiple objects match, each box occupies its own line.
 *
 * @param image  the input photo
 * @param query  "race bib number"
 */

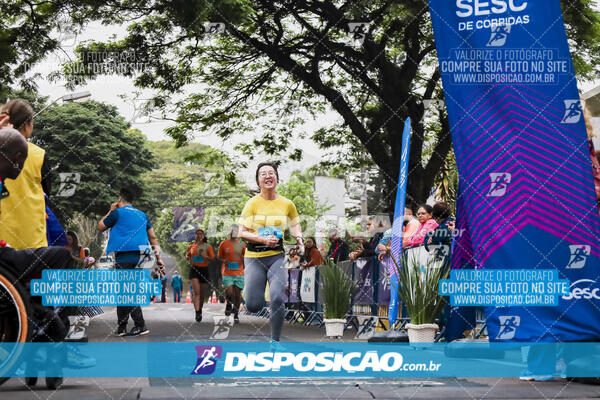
xmin=227 ymin=262 xmax=239 ymax=270
xmin=258 ymin=226 xmax=283 ymax=238
xmin=193 ymin=256 xmax=205 ymax=264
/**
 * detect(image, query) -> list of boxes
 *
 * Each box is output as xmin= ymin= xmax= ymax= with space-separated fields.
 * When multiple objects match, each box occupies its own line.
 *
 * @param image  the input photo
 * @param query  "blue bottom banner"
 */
xmin=2 ymin=342 xmax=600 ymax=378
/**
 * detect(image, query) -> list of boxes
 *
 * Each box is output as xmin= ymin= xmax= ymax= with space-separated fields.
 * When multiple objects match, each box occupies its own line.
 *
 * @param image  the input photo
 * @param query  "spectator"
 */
xmin=403 ymin=205 xmax=421 ymax=242
xmin=326 ymin=229 xmax=350 ymax=263
xmin=350 ymin=217 xmax=384 ymax=261
xmin=584 ymin=105 xmax=600 ymax=212
xmin=171 ymin=270 xmax=183 ymax=303
xmin=404 ymin=204 xmax=438 ymax=248
xmin=425 ymin=202 xmax=454 ymax=254
xmin=300 ymin=237 xmax=324 ymax=268
xmin=377 ymin=206 xmax=419 ymax=260
xmin=0 ymin=99 xmax=51 ymax=249
xmin=66 ymin=231 xmax=86 ymax=264
xmin=98 ymin=187 xmax=165 ymax=337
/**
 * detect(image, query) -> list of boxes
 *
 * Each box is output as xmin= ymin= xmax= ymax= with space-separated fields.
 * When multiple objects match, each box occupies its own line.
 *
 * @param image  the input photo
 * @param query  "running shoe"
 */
xmin=234 ymin=313 xmax=240 ymax=324
xmin=66 ymin=346 xmax=96 ymax=369
xmin=113 ymin=327 xmax=127 ymax=337
xmin=195 ymin=310 xmax=202 ymax=322
xmin=126 ymin=326 xmax=150 ymax=337
xmin=269 ymin=339 xmax=286 ymax=353
xmin=519 ymin=369 xmax=554 ymax=381
xmin=225 ymin=303 xmax=232 ymax=316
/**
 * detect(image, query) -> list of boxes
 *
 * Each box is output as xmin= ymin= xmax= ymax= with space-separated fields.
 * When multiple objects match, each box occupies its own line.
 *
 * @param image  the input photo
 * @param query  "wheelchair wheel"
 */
xmin=0 ymin=267 xmax=33 ymax=385
xmin=24 ymin=376 xmax=37 ymax=387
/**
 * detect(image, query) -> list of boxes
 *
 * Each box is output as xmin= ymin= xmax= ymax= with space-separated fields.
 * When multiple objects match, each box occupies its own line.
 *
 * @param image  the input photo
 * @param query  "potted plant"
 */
xmin=320 ymin=260 xmax=354 ymax=338
xmin=391 ymin=249 xmax=450 ymax=343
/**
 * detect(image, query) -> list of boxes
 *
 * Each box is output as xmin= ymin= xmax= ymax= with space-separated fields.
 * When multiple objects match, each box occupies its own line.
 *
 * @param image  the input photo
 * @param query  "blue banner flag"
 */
xmin=388 ymin=117 xmax=412 ymax=325
xmin=428 ymin=0 xmax=600 ymax=341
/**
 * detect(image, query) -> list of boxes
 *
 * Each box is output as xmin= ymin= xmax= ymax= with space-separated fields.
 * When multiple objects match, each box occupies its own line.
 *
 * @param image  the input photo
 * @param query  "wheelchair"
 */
xmin=0 ymin=261 xmax=69 ymax=389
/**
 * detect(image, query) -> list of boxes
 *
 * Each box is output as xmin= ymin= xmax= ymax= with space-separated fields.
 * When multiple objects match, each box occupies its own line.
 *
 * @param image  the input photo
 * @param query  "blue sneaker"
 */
xmin=519 ymin=369 xmax=554 ymax=381
xmin=269 ymin=339 xmax=286 ymax=353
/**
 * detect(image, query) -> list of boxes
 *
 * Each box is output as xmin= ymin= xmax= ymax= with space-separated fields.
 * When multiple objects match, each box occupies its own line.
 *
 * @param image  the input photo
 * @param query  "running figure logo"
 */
xmin=566 ymin=245 xmax=591 ymax=269
xmin=191 ymin=345 xmax=222 ymax=375
xmin=210 ymin=317 xmax=233 ymax=340
xmin=57 ymin=172 xmax=80 ymax=197
xmin=347 ymin=22 xmax=370 ymax=44
xmin=561 ymin=100 xmax=583 ymax=124
xmin=496 ymin=316 xmax=520 ymax=340
xmin=487 ymin=173 xmax=511 ymax=197
xmin=486 ymin=25 xmax=511 ymax=47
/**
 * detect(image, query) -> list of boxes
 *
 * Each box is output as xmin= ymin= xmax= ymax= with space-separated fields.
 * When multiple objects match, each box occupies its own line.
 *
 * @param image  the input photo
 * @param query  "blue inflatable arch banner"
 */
xmin=428 ymin=0 xmax=600 ymax=342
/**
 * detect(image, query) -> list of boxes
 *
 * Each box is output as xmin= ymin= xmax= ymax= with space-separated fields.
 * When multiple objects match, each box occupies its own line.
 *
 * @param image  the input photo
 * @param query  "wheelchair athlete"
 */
xmin=0 ymin=128 xmax=78 ymax=387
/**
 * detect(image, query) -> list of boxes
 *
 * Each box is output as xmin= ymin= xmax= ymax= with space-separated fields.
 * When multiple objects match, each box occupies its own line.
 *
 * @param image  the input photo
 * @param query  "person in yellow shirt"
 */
xmin=239 ymin=162 xmax=304 ymax=350
xmin=0 ymin=99 xmax=49 ymax=249
xmin=185 ymin=229 xmax=215 ymax=322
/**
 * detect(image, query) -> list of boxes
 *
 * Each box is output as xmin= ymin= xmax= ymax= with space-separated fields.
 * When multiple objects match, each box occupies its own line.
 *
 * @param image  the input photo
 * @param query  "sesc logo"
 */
xmin=562 ymin=279 xmax=600 ymax=301
xmin=191 ymin=345 xmax=222 ymax=375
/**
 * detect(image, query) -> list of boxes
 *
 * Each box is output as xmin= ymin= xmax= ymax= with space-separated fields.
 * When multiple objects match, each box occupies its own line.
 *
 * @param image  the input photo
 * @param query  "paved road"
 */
xmin=2 ymin=252 xmax=599 ymax=399
xmin=2 ymin=302 xmax=600 ymax=398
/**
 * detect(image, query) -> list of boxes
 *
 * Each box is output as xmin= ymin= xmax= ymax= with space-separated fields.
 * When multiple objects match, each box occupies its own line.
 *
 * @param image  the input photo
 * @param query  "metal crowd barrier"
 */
xmin=244 ymin=245 xmax=486 ymax=338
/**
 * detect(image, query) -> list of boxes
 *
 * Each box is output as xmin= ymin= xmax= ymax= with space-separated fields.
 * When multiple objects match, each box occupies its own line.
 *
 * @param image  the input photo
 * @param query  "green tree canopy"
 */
xmin=0 ymin=0 xmax=249 ymax=96
xmin=59 ymin=0 xmax=600 ymax=209
xmin=33 ymin=100 xmax=156 ymax=220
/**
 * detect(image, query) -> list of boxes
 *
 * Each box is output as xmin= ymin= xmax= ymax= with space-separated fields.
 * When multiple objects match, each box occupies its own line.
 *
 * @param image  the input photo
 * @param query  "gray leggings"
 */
xmin=244 ymin=253 xmax=286 ymax=341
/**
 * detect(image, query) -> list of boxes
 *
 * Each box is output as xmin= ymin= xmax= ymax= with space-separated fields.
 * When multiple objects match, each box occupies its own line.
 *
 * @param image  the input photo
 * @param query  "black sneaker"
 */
xmin=114 ymin=327 xmax=127 ymax=337
xmin=234 ymin=313 xmax=239 ymax=324
xmin=126 ymin=326 xmax=149 ymax=337
xmin=225 ymin=303 xmax=232 ymax=316
xmin=195 ymin=311 xmax=202 ymax=322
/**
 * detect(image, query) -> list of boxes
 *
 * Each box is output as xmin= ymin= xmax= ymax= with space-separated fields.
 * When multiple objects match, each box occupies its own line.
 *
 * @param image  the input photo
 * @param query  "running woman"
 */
xmin=185 ymin=229 xmax=215 ymax=322
xmin=217 ymin=225 xmax=246 ymax=323
xmin=239 ymin=162 xmax=304 ymax=348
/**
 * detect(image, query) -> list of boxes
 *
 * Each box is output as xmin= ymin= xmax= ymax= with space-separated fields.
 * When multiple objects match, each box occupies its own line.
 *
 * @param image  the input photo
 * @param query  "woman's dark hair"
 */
xmin=432 ymin=202 xmax=451 ymax=220
xmin=66 ymin=231 xmax=79 ymax=248
xmin=255 ymin=162 xmax=279 ymax=186
xmin=1 ymin=99 xmax=34 ymax=131
xmin=196 ymin=229 xmax=208 ymax=243
xmin=301 ymin=237 xmax=317 ymax=262
xmin=417 ymin=204 xmax=433 ymax=215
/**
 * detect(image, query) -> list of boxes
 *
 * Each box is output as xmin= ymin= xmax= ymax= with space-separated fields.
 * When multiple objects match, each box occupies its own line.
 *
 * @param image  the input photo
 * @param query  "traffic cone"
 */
xmin=211 ymin=291 xmax=217 ymax=304
xmin=185 ymin=291 xmax=191 ymax=304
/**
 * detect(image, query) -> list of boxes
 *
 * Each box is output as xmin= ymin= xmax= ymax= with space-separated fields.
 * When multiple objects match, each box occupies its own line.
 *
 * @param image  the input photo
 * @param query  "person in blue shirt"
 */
xmin=171 ymin=271 xmax=183 ymax=303
xmin=98 ymin=188 xmax=164 ymax=337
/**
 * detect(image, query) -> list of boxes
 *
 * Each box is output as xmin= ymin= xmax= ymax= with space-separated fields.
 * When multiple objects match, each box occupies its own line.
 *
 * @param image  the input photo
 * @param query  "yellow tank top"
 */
xmin=0 ymin=142 xmax=48 ymax=249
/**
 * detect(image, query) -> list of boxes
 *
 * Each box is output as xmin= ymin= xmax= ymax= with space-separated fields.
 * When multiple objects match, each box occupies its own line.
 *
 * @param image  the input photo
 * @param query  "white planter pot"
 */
xmin=324 ymin=319 xmax=346 ymax=338
xmin=406 ymin=323 xmax=438 ymax=343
